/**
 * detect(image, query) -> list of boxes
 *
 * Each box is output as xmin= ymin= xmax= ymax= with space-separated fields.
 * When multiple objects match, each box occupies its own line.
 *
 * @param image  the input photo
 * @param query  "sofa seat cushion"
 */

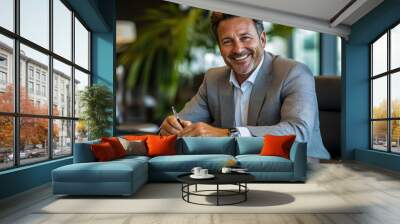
xmin=116 ymin=155 xmax=150 ymax=163
xmin=53 ymin=159 xmax=147 ymax=183
xmin=149 ymin=154 xmax=235 ymax=172
xmin=236 ymin=155 xmax=293 ymax=172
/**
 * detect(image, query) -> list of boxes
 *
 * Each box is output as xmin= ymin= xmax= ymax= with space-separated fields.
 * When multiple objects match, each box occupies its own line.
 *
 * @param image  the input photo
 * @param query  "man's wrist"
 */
xmin=224 ymin=128 xmax=230 ymax=136
xmin=228 ymin=128 xmax=240 ymax=137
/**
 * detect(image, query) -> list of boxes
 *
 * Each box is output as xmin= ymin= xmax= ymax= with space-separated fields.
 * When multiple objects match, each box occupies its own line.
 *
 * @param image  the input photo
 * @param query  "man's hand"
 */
xmin=159 ymin=115 xmax=192 ymax=136
xmin=178 ymin=122 xmax=229 ymax=137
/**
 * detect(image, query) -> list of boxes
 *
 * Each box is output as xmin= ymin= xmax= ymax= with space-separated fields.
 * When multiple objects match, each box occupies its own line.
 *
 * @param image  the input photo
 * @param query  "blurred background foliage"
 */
xmin=118 ymin=4 xmax=217 ymax=121
xmin=117 ymin=1 xmax=294 ymax=129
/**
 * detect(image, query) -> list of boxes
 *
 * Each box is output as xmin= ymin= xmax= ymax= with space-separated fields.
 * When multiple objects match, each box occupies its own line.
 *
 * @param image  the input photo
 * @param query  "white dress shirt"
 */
xmin=229 ymin=55 xmax=264 ymax=136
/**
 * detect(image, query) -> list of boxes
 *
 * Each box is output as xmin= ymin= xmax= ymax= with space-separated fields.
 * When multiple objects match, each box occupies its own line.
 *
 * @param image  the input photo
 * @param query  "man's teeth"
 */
xmin=234 ymin=54 xmax=249 ymax=61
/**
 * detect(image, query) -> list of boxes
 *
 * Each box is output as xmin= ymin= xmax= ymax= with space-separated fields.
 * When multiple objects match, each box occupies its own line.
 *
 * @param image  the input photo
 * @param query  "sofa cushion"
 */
xmin=236 ymin=137 xmax=263 ymax=155
xmin=91 ymin=142 xmax=118 ymax=161
xmin=147 ymin=135 xmax=177 ymax=157
xmin=101 ymin=137 xmax=127 ymax=158
xmin=118 ymin=137 xmax=147 ymax=156
xmin=123 ymin=135 xmax=148 ymax=141
xmin=148 ymin=154 xmax=235 ymax=172
xmin=177 ymin=137 xmax=235 ymax=155
xmin=115 ymin=155 xmax=150 ymax=163
xmin=236 ymin=155 xmax=293 ymax=172
xmin=259 ymin=135 xmax=296 ymax=159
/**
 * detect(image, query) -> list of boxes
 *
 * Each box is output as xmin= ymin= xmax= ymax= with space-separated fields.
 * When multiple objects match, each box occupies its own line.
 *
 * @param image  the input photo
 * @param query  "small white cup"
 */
xmin=191 ymin=167 xmax=202 ymax=176
xmin=199 ymin=169 xmax=208 ymax=176
xmin=221 ymin=167 xmax=232 ymax=174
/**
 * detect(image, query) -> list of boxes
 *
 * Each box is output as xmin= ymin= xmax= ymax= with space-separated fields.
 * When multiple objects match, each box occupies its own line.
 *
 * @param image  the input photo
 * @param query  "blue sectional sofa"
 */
xmin=52 ymin=137 xmax=307 ymax=196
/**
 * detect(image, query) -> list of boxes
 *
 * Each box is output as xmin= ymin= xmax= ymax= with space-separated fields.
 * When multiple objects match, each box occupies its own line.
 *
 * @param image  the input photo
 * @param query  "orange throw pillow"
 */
xmin=259 ymin=135 xmax=296 ymax=159
xmin=146 ymin=135 xmax=177 ymax=157
xmin=124 ymin=135 xmax=148 ymax=141
xmin=91 ymin=142 xmax=117 ymax=161
xmin=101 ymin=137 xmax=126 ymax=158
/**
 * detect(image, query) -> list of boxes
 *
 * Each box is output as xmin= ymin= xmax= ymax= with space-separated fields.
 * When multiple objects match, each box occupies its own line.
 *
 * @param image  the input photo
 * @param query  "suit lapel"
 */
xmin=247 ymin=52 xmax=274 ymax=126
xmin=219 ymin=68 xmax=235 ymax=128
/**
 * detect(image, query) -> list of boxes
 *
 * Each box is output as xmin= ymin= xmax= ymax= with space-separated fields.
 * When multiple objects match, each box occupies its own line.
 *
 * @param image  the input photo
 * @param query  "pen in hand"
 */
xmin=171 ymin=106 xmax=184 ymax=128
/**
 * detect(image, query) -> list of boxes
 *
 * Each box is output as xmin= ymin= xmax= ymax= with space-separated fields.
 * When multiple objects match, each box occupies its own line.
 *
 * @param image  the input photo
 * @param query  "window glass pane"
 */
xmin=0 ymin=116 xmax=13 ymax=170
xmin=391 ymin=120 xmax=400 ymax=153
xmin=391 ymin=72 xmax=400 ymax=118
xmin=75 ymin=120 xmax=88 ymax=143
xmin=337 ymin=37 xmax=342 ymax=75
xmin=372 ymin=33 xmax=387 ymax=76
xmin=53 ymin=119 xmax=72 ymax=158
xmin=0 ymin=34 xmax=14 ymax=112
xmin=372 ymin=77 xmax=387 ymax=119
xmin=20 ymin=117 xmax=49 ymax=165
xmin=0 ymin=0 xmax=14 ymax=31
xmin=74 ymin=17 xmax=89 ymax=70
xmin=53 ymin=59 xmax=72 ymax=117
xmin=293 ymin=29 xmax=319 ymax=76
xmin=20 ymin=44 xmax=49 ymax=115
xmin=20 ymin=0 xmax=49 ymax=49
xmin=372 ymin=121 xmax=388 ymax=151
xmin=53 ymin=0 xmax=72 ymax=60
xmin=74 ymin=69 xmax=89 ymax=118
xmin=391 ymin=24 xmax=400 ymax=70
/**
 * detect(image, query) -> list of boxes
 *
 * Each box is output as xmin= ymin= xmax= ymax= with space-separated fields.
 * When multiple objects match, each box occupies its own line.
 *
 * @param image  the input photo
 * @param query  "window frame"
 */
xmin=0 ymin=0 xmax=92 ymax=171
xmin=370 ymin=20 xmax=400 ymax=154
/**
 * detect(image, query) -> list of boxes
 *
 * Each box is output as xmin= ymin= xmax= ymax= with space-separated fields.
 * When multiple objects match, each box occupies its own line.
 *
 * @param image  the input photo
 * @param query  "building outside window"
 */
xmin=0 ymin=54 xmax=7 ymax=67
xmin=28 ymin=81 xmax=34 ymax=94
xmin=28 ymin=66 xmax=34 ymax=79
xmin=371 ymin=23 xmax=400 ymax=154
xmin=41 ymin=73 xmax=46 ymax=83
xmin=35 ymin=83 xmax=40 ymax=95
xmin=0 ymin=71 xmax=7 ymax=88
xmin=42 ymin=85 xmax=46 ymax=97
xmin=35 ymin=70 xmax=40 ymax=81
xmin=0 ymin=0 xmax=91 ymax=170
xmin=0 ymin=54 xmax=7 ymax=89
xmin=54 ymin=89 xmax=58 ymax=103
xmin=0 ymin=71 xmax=6 ymax=82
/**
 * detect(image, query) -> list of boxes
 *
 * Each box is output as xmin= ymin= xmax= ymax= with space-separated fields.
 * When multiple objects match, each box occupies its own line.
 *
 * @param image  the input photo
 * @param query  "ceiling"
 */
xmin=164 ymin=0 xmax=384 ymax=38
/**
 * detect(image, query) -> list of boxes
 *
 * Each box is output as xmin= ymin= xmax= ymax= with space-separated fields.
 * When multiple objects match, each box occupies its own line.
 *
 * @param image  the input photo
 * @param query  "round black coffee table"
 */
xmin=177 ymin=173 xmax=255 ymax=206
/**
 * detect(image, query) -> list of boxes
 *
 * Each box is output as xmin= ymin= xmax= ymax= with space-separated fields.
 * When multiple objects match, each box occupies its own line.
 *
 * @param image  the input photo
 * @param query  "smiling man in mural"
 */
xmin=160 ymin=12 xmax=330 ymax=159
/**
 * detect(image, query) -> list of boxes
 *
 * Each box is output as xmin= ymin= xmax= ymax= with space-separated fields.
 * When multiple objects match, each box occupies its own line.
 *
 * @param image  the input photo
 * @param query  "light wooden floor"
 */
xmin=1 ymin=161 xmax=400 ymax=224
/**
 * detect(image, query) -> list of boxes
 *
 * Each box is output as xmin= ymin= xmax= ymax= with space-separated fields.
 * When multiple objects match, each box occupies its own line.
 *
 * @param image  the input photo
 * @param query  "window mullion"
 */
xmin=13 ymin=0 xmax=20 ymax=167
xmin=48 ymin=0 xmax=53 ymax=160
xmin=370 ymin=45 xmax=373 ymax=149
xmin=388 ymin=30 xmax=391 ymax=153
xmin=71 ymin=10 xmax=76 ymax=155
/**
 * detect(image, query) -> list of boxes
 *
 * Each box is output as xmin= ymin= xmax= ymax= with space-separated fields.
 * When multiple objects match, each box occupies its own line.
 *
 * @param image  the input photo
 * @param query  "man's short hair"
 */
xmin=210 ymin=12 xmax=264 ymax=41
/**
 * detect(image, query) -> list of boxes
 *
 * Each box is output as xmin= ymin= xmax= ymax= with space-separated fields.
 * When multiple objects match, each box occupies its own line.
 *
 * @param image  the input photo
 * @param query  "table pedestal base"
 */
xmin=181 ymin=183 xmax=249 ymax=206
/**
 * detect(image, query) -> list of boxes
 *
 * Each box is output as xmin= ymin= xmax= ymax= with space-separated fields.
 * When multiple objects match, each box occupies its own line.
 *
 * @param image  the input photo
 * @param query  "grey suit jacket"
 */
xmin=179 ymin=51 xmax=330 ymax=159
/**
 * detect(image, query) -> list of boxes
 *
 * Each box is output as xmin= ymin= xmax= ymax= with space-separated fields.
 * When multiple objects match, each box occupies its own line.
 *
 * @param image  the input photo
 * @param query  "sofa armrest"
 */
xmin=73 ymin=140 xmax=100 ymax=163
xmin=289 ymin=142 xmax=307 ymax=181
